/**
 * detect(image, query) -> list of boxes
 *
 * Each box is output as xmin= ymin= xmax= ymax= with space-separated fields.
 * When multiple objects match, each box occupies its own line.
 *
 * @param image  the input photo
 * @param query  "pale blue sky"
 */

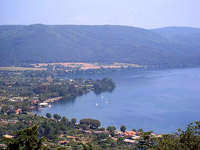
xmin=0 ymin=0 xmax=200 ymax=29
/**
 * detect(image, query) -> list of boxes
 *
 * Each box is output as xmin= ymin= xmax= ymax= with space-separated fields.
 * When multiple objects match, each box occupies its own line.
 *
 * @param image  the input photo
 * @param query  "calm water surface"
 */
xmin=36 ymin=68 xmax=200 ymax=133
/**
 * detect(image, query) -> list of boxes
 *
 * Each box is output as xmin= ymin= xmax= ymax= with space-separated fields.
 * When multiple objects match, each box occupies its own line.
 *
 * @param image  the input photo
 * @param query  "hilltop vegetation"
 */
xmin=152 ymin=26 xmax=200 ymax=48
xmin=1 ymin=25 xmax=200 ymax=67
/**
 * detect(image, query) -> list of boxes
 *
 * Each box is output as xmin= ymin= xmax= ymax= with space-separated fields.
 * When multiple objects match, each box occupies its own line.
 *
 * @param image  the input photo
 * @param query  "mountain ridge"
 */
xmin=0 ymin=24 xmax=200 ymax=67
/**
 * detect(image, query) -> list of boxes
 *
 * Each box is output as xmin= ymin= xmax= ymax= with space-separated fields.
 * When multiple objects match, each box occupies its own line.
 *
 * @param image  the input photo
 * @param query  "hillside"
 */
xmin=0 ymin=24 xmax=200 ymax=67
xmin=152 ymin=26 xmax=200 ymax=48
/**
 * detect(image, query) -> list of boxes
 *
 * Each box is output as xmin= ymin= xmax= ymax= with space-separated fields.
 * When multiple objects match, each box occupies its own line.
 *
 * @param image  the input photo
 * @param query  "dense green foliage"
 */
xmin=1 ymin=25 xmax=200 ymax=67
xmin=46 ymin=113 xmax=51 ymax=119
xmin=4 ymin=125 xmax=45 ymax=150
xmin=1 ymin=112 xmax=200 ymax=149
xmin=120 ymin=125 xmax=126 ymax=132
xmin=153 ymin=121 xmax=200 ymax=150
xmin=93 ymin=78 xmax=116 ymax=94
xmin=32 ymin=77 xmax=115 ymax=100
xmin=80 ymin=119 xmax=101 ymax=129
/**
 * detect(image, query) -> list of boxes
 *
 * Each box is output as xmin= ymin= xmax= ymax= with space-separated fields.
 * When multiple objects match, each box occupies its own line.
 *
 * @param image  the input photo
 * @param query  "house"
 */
xmin=124 ymin=131 xmax=137 ymax=138
xmin=92 ymin=130 xmax=109 ymax=134
xmin=152 ymin=134 xmax=162 ymax=138
xmin=82 ymin=130 xmax=92 ymax=134
xmin=131 ymin=135 xmax=141 ymax=140
xmin=66 ymin=135 xmax=81 ymax=142
xmin=15 ymin=108 xmax=22 ymax=114
xmin=7 ymin=120 xmax=18 ymax=124
xmin=9 ymin=99 xmax=16 ymax=102
xmin=0 ymin=144 xmax=6 ymax=148
xmin=124 ymin=139 xmax=138 ymax=145
xmin=0 ymin=119 xmax=8 ymax=124
xmin=31 ymin=100 xmax=39 ymax=104
xmin=13 ymin=97 xmax=28 ymax=101
xmin=39 ymin=102 xmax=48 ymax=107
xmin=115 ymin=130 xmax=123 ymax=136
xmin=3 ymin=134 xmax=14 ymax=139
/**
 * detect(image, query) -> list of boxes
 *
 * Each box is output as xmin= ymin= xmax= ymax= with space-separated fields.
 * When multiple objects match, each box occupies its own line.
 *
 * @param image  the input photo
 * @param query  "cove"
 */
xmin=35 ymin=67 xmax=200 ymax=133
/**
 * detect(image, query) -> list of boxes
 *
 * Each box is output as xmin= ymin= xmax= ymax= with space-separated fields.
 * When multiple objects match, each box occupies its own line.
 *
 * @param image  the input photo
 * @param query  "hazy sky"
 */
xmin=0 ymin=0 xmax=200 ymax=29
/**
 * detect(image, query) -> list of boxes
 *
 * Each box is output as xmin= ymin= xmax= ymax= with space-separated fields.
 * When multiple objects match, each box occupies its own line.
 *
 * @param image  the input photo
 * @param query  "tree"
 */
xmin=99 ymin=127 xmax=105 ymax=131
xmin=5 ymin=125 xmax=45 ymax=150
xmin=138 ymin=128 xmax=144 ymax=133
xmin=90 ymin=120 xmax=100 ymax=129
xmin=1 ymin=106 xmax=8 ymax=114
xmin=93 ymin=78 xmax=116 ymax=95
xmin=80 ymin=124 xmax=89 ymax=130
xmin=106 ymin=126 xmax=116 ymax=133
xmin=153 ymin=121 xmax=200 ymax=150
xmin=61 ymin=116 xmax=68 ymax=126
xmin=107 ymin=126 xmax=116 ymax=137
xmin=132 ymin=128 xmax=137 ymax=132
xmin=153 ymin=134 xmax=177 ymax=150
xmin=55 ymin=147 xmax=68 ymax=150
xmin=80 ymin=119 xmax=101 ymax=129
xmin=97 ymin=133 xmax=108 ymax=140
xmin=71 ymin=118 xmax=77 ymax=125
xmin=120 ymin=125 xmax=126 ymax=132
xmin=53 ymin=114 xmax=61 ymax=121
xmin=110 ymin=130 xmax=115 ymax=137
xmin=117 ymin=137 xmax=125 ymax=145
xmin=46 ymin=113 xmax=51 ymax=119
xmin=111 ymin=141 xmax=117 ymax=147
xmin=139 ymin=131 xmax=153 ymax=149
xmin=81 ymin=143 xmax=94 ymax=150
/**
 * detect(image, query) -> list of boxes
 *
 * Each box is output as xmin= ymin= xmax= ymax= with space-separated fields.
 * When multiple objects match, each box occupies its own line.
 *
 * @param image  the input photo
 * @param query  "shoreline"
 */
xmin=38 ymin=96 xmax=63 ymax=108
xmin=43 ymin=96 xmax=63 ymax=103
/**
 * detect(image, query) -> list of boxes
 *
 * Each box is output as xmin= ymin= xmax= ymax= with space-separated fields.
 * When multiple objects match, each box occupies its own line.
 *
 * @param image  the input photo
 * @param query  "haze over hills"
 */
xmin=152 ymin=27 xmax=200 ymax=48
xmin=0 ymin=24 xmax=200 ymax=67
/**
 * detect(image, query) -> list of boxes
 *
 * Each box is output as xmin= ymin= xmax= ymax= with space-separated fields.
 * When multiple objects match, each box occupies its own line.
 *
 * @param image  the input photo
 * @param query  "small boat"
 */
xmin=96 ymin=103 xmax=99 ymax=106
xmin=48 ymin=105 xmax=51 ymax=108
xmin=105 ymin=101 xmax=108 ymax=104
xmin=101 ymin=95 xmax=104 ymax=99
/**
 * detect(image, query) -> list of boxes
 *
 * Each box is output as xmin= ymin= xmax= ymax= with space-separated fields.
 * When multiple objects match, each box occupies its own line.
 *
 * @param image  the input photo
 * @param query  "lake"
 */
xmin=35 ymin=67 xmax=200 ymax=133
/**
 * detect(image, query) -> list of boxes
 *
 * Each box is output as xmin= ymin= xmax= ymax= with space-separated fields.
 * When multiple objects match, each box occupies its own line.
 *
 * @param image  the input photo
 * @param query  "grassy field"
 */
xmin=0 ymin=62 xmax=142 ymax=71
xmin=32 ymin=62 xmax=142 ymax=70
xmin=0 ymin=67 xmax=47 ymax=71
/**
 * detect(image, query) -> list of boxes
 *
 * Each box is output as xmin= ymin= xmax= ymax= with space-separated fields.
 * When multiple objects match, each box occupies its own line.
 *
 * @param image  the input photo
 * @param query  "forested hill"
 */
xmin=1 ymin=24 xmax=200 ymax=67
xmin=151 ymin=27 xmax=200 ymax=48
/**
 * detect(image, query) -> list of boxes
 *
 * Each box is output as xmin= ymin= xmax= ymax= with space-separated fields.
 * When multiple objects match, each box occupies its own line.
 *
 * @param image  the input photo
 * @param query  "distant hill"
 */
xmin=152 ymin=26 xmax=200 ymax=48
xmin=0 ymin=24 xmax=200 ymax=67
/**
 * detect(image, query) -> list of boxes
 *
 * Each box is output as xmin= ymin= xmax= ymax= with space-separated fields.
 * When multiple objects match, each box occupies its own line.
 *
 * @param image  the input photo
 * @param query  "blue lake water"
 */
xmin=36 ymin=67 xmax=200 ymax=133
